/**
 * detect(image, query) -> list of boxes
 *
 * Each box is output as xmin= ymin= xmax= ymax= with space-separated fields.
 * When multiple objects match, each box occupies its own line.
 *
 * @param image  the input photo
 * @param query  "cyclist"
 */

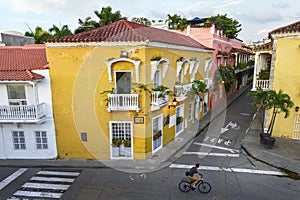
xmin=188 ymin=163 xmax=202 ymax=189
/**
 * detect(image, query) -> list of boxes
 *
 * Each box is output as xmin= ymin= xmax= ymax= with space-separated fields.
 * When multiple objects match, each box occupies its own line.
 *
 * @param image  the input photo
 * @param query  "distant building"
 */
xmin=1 ymin=31 xmax=34 ymax=46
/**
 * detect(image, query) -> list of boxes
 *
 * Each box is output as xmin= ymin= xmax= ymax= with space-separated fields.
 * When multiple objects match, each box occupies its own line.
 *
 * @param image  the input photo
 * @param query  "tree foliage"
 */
xmin=216 ymin=65 xmax=235 ymax=92
xmin=248 ymin=89 xmax=294 ymax=136
xmin=166 ymin=14 xmax=187 ymax=30
xmin=25 ymin=26 xmax=52 ymax=44
xmin=94 ymin=6 xmax=127 ymax=27
xmin=131 ymin=17 xmax=151 ymax=26
xmin=204 ymin=14 xmax=241 ymax=39
xmin=75 ymin=6 xmax=127 ymax=33
xmin=49 ymin=24 xmax=72 ymax=38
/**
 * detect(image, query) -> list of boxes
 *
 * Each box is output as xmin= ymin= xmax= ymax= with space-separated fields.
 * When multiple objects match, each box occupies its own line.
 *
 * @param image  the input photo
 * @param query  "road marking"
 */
xmin=13 ymin=190 xmax=63 ymax=199
xmin=37 ymin=170 xmax=80 ymax=176
xmin=0 ymin=168 xmax=28 ymax=190
xmin=22 ymin=182 xmax=70 ymax=190
xmin=169 ymin=164 xmax=285 ymax=176
xmin=183 ymin=152 xmax=240 ymax=157
xmin=31 ymin=176 xmax=75 ymax=182
xmin=194 ymin=142 xmax=239 ymax=153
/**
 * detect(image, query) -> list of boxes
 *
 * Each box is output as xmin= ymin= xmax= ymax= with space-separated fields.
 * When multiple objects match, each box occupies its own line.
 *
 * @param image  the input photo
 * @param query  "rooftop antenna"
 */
xmin=24 ymin=21 xmax=33 ymax=33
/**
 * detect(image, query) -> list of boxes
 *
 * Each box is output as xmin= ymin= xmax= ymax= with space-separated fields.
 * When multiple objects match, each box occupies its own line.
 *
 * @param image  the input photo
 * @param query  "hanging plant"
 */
xmin=153 ymin=130 xmax=162 ymax=140
xmin=176 ymin=116 xmax=183 ymax=125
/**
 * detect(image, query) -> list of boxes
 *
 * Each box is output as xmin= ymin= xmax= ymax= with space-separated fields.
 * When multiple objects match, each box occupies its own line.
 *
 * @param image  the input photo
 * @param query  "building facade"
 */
xmin=46 ymin=20 xmax=214 ymax=160
xmin=252 ymin=21 xmax=300 ymax=139
xmin=0 ymin=45 xmax=57 ymax=159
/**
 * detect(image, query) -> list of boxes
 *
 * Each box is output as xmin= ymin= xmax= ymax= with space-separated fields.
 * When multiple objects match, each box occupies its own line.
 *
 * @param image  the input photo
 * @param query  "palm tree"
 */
xmin=25 ymin=26 xmax=52 ymax=44
xmin=94 ymin=6 xmax=127 ymax=27
xmin=74 ymin=16 xmax=98 ymax=34
xmin=248 ymin=89 xmax=294 ymax=136
xmin=266 ymin=89 xmax=294 ymax=136
xmin=49 ymin=24 xmax=72 ymax=38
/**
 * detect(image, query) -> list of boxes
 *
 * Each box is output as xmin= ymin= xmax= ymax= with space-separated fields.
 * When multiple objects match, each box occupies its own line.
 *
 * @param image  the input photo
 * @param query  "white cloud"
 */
xmin=271 ymin=1 xmax=289 ymax=9
xmin=257 ymin=29 xmax=270 ymax=35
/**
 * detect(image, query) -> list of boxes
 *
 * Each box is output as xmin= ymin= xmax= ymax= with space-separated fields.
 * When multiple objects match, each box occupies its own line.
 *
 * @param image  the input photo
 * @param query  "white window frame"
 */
xmin=152 ymin=114 xmax=163 ymax=154
xmin=7 ymin=84 xmax=27 ymax=105
xmin=109 ymin=121 xmax=133 ymax=159
xmin=35 ymin=131 xmax=48 ymax=149
xmin=12 ymin=131 xmax=26 ymax=150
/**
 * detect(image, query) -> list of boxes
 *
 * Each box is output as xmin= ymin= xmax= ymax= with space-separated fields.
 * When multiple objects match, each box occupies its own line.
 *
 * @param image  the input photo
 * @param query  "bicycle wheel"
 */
xmin=178 ymin=181 xmax=191 ymax=192
xmin=198 ymin=181 xmax=211 ymax=194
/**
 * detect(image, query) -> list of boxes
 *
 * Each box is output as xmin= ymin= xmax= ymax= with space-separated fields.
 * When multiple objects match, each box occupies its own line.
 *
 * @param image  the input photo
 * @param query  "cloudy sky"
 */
xmin=0 ymin=0 xmax=299 ymax=42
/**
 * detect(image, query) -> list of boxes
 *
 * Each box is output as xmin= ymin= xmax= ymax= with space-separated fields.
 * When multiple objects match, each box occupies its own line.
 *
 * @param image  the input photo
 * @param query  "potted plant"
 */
xmin=248 ymin=89 xmax=294 ymax=149
xmin=123 ymin=139 xmax=131 ymax=157
xmin=153 ymin=130 xmax=162 ymax=140
xmin=112 ymin=138 xmax=122 ymax=157
xmin=176 ymin=116 xmax=183 ymax=125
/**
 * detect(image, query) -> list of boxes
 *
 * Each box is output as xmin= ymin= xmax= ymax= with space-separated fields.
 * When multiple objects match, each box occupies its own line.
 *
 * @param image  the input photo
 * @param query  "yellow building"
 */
xmin=46 ymin=20 xmax=213 ymax=160
xmin=253 ymin=21 xmax=300 ymax=139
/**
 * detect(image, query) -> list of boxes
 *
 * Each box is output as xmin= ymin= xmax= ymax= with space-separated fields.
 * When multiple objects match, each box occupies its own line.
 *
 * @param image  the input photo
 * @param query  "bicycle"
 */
xmin=178 ymin=173 xmax=211 ymax=194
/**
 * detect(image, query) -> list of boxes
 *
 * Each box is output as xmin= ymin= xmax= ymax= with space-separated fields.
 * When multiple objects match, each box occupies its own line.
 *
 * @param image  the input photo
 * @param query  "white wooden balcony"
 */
xmin=255 ymin=80 xmax=270 ymax=90
xmin=174 ymin=83 xmax=192 ymax=101
xmin=151 ymin=91 xmax=169 ymax=108
xmin=0 ymin=103 xmax=46 ymax=123
xmin=107 ymin=94 xmax=140 ymax=112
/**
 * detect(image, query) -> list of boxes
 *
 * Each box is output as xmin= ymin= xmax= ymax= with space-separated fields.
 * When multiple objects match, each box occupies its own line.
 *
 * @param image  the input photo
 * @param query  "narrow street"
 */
xmin=1 ymin=88 xmax=299 ymax=200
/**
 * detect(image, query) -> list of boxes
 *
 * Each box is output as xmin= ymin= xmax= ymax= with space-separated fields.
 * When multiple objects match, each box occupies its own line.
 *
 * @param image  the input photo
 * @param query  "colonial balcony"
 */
xmin=151 ymin=91 xmax=169 ymax=111
xmin=174 ymin=83 xmax=192 ymax=101
xmin=107 ymin=94 xmax=140 ymax=112
xmin=0 ymin=103 xmax=46 ymax=123
xmin=255 ymin=80 xmax=270 ymax=90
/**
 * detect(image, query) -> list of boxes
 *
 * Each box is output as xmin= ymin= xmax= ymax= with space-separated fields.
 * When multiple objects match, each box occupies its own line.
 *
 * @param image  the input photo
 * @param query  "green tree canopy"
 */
xmin=74 ymin=16 xmax=98 ymax=34
xmin=49 ymin=24 xmax=72 ymax=38
xmin=131 ymin=17 xmax=151 ymax=26
xmin=203 ymin=14 xmax=241 ymax=39
xmin=166 ymin=14 xmax=187 ymax=30
xmin=94 ymin=6 xmax=127 ymax=27
xmin=25 ymin=26 xmax=52 ymax=44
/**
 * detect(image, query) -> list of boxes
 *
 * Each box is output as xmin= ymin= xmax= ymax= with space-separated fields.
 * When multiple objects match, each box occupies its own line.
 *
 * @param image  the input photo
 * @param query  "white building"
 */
xmin=0 ymin=45 xmax=57 ymax=159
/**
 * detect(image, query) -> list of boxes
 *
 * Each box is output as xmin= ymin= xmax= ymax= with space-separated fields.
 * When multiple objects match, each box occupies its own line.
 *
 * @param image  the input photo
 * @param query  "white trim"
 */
xmin=114 ymin=70 xmax=132 ymax=94
xmin=152 ymin=114 xmax=163 ymax=154
xmin=105 ymin=58 xmax=141 ymax=82
xmin=213 ymin=39 xmax=232 ymax=46
xmin=46 ymin=41 xmax=214 ymax=52
xmin=150 ymin=58 xmax=170 ymax=80
xmin=109 ymin=121 xmax=133 ymax=160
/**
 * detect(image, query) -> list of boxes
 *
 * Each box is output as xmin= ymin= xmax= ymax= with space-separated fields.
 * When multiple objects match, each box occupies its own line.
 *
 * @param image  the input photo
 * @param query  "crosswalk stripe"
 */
xmin=13 ymin=190 xmax=63 ymax=199
xmin=30 ymin=176 xmax=75 ymax=182
xmin=0 ymin=168 xmax=28 ymax=190
xmin=22 ymin=182 xmax=70 ymax=190
xmin=169 ymin=164 xmax=285 ymax=176
xmin=37 ymin=171 xmax=80 ymax=176
xmin=193 ymin=142 xmax=239 ymax=153
xmin=183 ymin=152 xmax=240 ymax=157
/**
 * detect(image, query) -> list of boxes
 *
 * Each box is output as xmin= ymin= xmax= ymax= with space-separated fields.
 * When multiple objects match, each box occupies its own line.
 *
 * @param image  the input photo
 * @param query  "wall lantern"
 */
xmin=169 ymin=98 xmax=178 ymax=108
xmin=295 ymin=106 xmax=299 ymax=112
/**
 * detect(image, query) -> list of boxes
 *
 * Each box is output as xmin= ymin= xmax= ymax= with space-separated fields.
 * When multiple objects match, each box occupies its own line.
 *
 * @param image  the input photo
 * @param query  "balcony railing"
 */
xmin=0 ymin=103 xmax=46 ymax=123
xmin=107 ymin=94 xmax=140 ymax=112
xmin=255 ymin=80 xmax=270 ymax=90
xmin=151 ymin=91 xmax=169 ymax=106
xmin=174 ymin=83 xmax=193 ymax=101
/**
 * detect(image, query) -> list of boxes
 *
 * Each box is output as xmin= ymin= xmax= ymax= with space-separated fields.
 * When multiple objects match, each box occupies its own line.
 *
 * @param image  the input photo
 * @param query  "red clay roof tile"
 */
xmin=47 ymin=20 xmax=212 ymax=50
xmin=0 ymin=44 xmax=48 ymax=81
xmin=269 ymin=20 xmax=300 ymax=35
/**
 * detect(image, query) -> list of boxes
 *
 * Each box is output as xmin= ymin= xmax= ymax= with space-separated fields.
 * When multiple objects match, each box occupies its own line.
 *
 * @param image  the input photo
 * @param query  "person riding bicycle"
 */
xmin=187 ymin=163 xmax=202 ymax=189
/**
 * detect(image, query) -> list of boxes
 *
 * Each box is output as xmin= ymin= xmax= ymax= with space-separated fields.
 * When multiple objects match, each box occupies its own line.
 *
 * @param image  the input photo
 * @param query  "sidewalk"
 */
xmin=5 ymin=84 xmax=300 ymax=175
xmin=241 ymin=108 xmax=300 ymax=176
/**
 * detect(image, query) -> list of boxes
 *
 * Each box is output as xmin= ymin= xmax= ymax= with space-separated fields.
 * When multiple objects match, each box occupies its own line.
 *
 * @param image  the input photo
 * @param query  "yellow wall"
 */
xmin=47 ymin=43 xmax=212 ymax=159
xmin=271 ymin=38 xmax=300 ymax=138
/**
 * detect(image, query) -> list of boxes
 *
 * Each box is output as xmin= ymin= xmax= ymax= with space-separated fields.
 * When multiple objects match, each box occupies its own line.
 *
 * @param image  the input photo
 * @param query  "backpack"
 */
xmin=185 ymin=171 xmax=190 ymax=176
